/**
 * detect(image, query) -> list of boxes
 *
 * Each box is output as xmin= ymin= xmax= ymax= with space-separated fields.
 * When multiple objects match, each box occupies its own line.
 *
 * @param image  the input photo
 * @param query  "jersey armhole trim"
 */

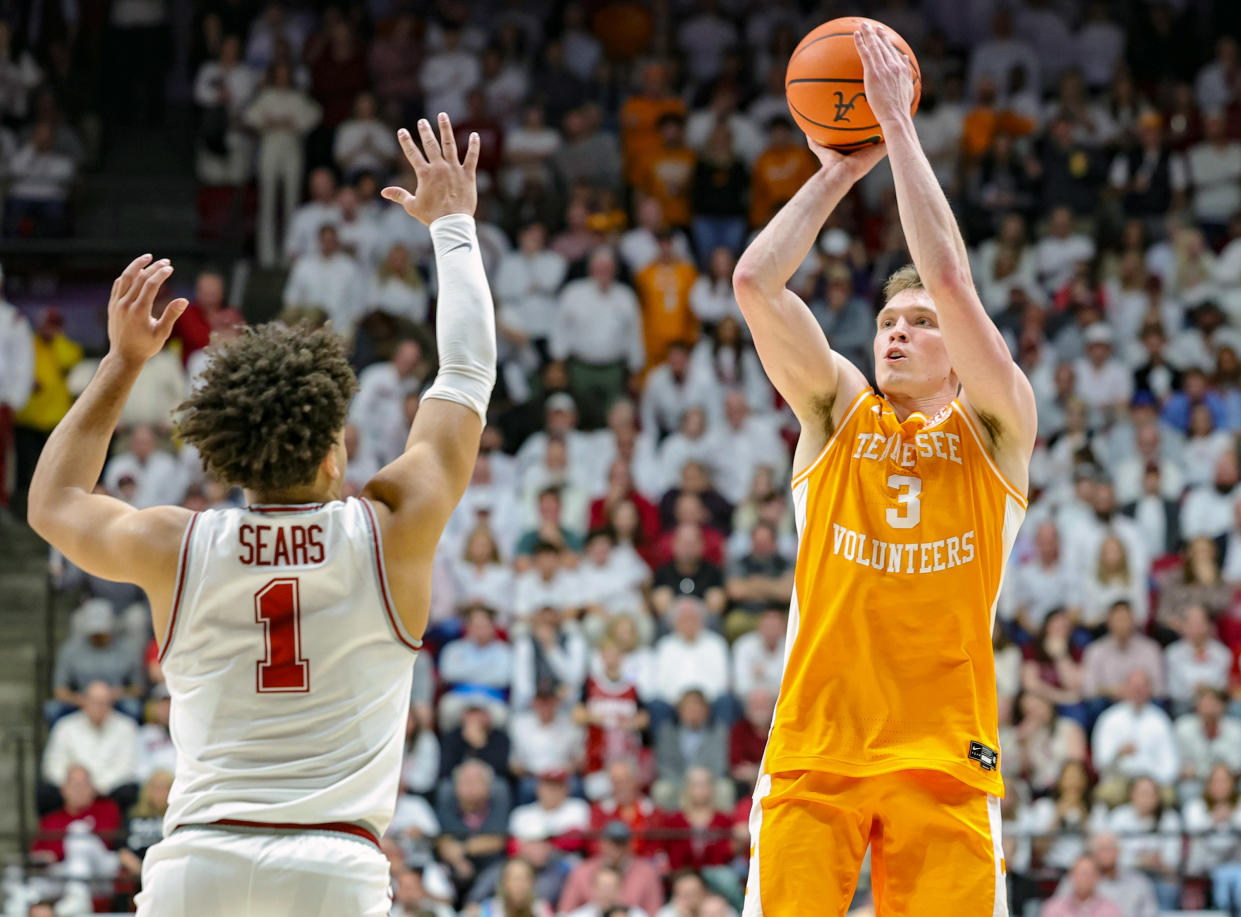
xmin=790 ymin=388 xmax=871 ymax=490
xmin=158 ymin=512 xmax=200 ymax=664
xmin=952 ymin=400 xmax=1029 ymax=508
xmin=359 ymin=497 xmax=422 ymax=652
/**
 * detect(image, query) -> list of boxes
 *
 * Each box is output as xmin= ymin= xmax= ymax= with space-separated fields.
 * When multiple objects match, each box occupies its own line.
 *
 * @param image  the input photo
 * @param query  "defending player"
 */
xmin=735 ymin=24 xmax=1036 ymax=915
xmin=27 ymin=114 xmax=492 ymax=916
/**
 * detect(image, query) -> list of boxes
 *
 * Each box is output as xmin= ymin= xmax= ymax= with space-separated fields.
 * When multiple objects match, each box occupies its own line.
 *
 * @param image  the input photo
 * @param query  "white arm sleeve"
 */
xmin=422 ymin=213 xmax=497 ymax=422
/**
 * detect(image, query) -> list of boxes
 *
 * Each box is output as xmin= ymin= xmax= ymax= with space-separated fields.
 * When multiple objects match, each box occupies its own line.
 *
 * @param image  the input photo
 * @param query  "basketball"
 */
xmin=785 ymin=17 xmax=921 ymax=153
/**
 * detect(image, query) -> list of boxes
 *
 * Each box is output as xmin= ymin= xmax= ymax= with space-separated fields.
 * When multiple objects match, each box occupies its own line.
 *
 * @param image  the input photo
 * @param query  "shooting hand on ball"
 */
xmin=854 ymin=21 xmax=916 ymax=130
xmin=806 ymin=133 xmax=887 ymax=181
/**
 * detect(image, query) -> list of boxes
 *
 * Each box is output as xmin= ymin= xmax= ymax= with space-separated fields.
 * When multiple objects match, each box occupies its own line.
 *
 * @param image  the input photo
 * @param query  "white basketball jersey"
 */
xmin=159 ymin=498 xmax=419 ymax=840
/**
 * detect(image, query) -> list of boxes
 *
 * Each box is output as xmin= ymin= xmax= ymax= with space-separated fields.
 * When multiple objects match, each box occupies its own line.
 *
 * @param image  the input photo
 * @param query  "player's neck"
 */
xmin=882 ymin=388 xmax=955 ymax=424
xmin=245 ymin=484 xmax=336 ymax=507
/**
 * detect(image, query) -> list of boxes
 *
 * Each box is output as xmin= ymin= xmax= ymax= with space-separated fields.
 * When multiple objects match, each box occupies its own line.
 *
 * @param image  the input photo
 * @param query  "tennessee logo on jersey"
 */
xmin=766 ymin=389 xmax=1026 ymax=797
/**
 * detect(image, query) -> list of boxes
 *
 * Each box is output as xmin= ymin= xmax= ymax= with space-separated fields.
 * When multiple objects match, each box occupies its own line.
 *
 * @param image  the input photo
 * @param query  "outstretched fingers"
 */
xmin=396 ymin=127 xmax=427 ymax=172
xmin=417 ymin=117 xmax=441 ymax=162
xmin=115 ymin=253 xmax=153 ymax=302
xmin=462 ymin=131 xmax=480 ymax=178
xmin=133 ymin=261 xmax=173 ymax=311
xmin=438 ymin=112 xmax=458 ymax=164
xmin=155 ymin=297 xmax=189 ymax=337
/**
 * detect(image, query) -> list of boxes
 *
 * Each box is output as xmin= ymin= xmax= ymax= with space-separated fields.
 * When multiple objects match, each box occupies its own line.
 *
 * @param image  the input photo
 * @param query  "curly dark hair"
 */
xmin=176 ymin=324 xmax=357 ymax=492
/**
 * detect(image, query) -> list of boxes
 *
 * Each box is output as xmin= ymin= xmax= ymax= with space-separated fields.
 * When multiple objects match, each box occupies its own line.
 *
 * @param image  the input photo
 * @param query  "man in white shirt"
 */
xmin=333 ymin=91 xmax=399 ymax=182
xmin=999 ymin=522 xmax=1077 ymax=634
xmin=509 ymin=684 xmax=585 ymax=789
xmin=1175 ymin=687 xmax=1241 ymax=800
xmin=685 ymin=84 xmax=763 ymax=166
xmin=1180 ymin=450 xmax=1241 ymax=541
xmin=1187 ymin=113 xmax=1241 ymax=234
xmin=1112 ymin=420 xmax=1185 ymax=506
xmin=42 ymin=680 xmax=140 ymax=802
xmin=1015 ymin=0 xmax=1073 ymax=91
xmin=282 ymin=167 xmax=340 ymax=263
xmin=641 ymin=341 xmax=719 ymax=440
xmin=508 ymin=769 xmax=590 ymax=847
xmin=0 ymin=265 xmax=33 ymax=508
xmin=1035 ymin=205 xmax=1096 ymax=294
xmin=1195 ymin=36 xmax=1239 ymax=114
xmin=550 ymin=248 xmax=644 ymax=428
xmin=513 ymin=541 xmax=581 ymax=624
xmin=652 ymin=597 xmax=731 ymax=725
xmin=494 ymin=221 xmax=568 ymax=366
xmin=731 ymin=606 xmax=786 ymax=699
xmin=1165 ymin=605 xmax=1233 ymax=709
xmin=333 ymin=187 xmax=383 ymax=271
xmin=676 ymin=0 xmax=738 ymax=88
xmin=103 ymin=425 xmax=186 ymax=509
xmin=1073 ymin=324 xmax=1133 ymax=422
xmin=418 ymin=25 xmax=479 ymax=122
xmin=349 ymin=339 xmax=425 ymax=465
xmin=282 ymin=224 xmax=364 ymax=333
xmin=1092 ymin=669 xmax=1179 ymax=797
xmin=618 ymin=196 xmax=693 ymax=276
xmin=4 ymin=121 xmax=74 ymax=236
xmin=709 ymin=390 xmax=788 ymax=504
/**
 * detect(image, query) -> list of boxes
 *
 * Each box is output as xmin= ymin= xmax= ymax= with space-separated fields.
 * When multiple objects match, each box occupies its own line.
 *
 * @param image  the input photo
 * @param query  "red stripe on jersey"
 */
xmin=159 ymin=512 xmax=200 ymax=664
xmin=247 ymin=504 xmax=326 ymax=514
xmin=191 ymin=818 xmax=381 ymax=850
xmin=359 ymin=498 xmax=421 ymax=651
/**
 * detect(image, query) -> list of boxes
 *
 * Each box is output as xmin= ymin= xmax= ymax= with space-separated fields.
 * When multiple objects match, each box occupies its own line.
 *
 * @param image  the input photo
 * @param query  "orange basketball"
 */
xmin=785 ymin=17 xmax=921 ymax=153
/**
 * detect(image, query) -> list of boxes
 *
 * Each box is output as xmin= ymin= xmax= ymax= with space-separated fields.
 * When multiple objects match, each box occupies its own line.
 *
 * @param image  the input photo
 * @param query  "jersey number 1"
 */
xmin=254 ymin=578 xmax=310 ymax=693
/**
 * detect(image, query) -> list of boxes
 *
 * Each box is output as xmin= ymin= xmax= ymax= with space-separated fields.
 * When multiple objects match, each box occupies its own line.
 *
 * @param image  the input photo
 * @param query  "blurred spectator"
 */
xmin=557 ymin=820 xmax=663 ymax=917
xmin=1077 ymin=535 xmax=1148 ymax=631
xmin=967 ymin=11 xmax=1039 ymax=103
xmin=731 ymin=607 xmax=785 ymax=700
xmin=1186 ymin=112 xmax=1241 ymax=241
xmin=390 ymin=867 xmax=457 ymax=917
xmin=4 ymin=122 xmax=74 ymax=237
xmin=1001 ymin=523 xmax=1076 ymax=635
xmin=690 ymin=124 xmax=749 ymax=260
xmin=577 ymin=637 xmax=648 ymax=794
xmin=1164 ymin=604 xmax=1232 ymax=710
xmin=453 ymin=526 xmax=515 ymax=624
xmin=1082 ymin=602 xmax=1165 ymax=703
xmin=42 ymin=681 xmax=139 ymax=811
xmin=365 ymin=243 xmax=429 ymax=328
xmin=0 ymin=267 xmax=33 ymax=509
xmin=468 ymin=821 xmax=572 ymax=910
xmin=440 ymin=700 xmax=511 ymax=791
xmin=1092 ymin=669 xmax=1178 ymax=804
xmin=724 ymin=526 xmax=791 ymax=628
xmin=438 ymin=606 xmax=514 ymax=728
xmin=193 ymin=36 xmax=257 ymax=188
xmin=1002 ymin=693 xmax=1087 ymax=797
xmin=662 ymin=766 xmax=733 ymax=873
xmin=1158 ymin=536 xmax=1235 ymax=629
xmin=689 ymin=248 xmax=743 ymax=333
xmin=1034 ymin=206 xmax=1095 ymax=294
xmin=563 ymin=863 xmax=645 ymax=917
xmin=306 ymin=16 xmax=368 ymax=144
xmin=1110 ymin=112 xmax=1187 ymax=225
xmin=244 ymin=61 xmax=322 ymax=267
xmin=554 ymin=104 xmax=622 ymax=193
xmin=1176 ymin=687 xmax=1241 ymax=800
xmin=350 ymin=338 xmax=426 ymax=465
xmin=749 ymin=116 xmax=816 ymax=229
xmin=652 ymin=525 xmax=727 ymax=619
xmin=1042 ymin=855 xmax=1122 ymax=917
xmin=334 ymin=92 xmax=398 ymax=183
xmin=118 ymin=769 xmax=172 ymax=878
xmin=509 ymin=676 xmax=585 ymax=789
xmin=368 ymin=13 xmax=422 ymax=111
xmin=0 ymin=21 xmax=42 ymax=120
xmin=813 ymin=264 xmax=875 ymax=376
xmin=1052 ymin=831 xmax=1159 ymax=917
xmin=550 ymin=248 xmax=644 ymax=428
xmin=419 ymin=24 xmax=479 ymax=122
xmin=170 ymin=269 xmax=243 ymax=366
xmin=285 ymin=167 xmax=342 ymax=263
xmin=478 ymin=858 xmax=555 ymax=917
xmin=1021 ymin=608 xmax=1087 ymax=728
xmin=620 ymin=61 xmax=686 ymax=188
xmin=49 ymin=602 xmax=143 ymax=721
xmin=495 ymin=222 xmax=568 ymax=378
xmin=103 ymin=426 xmax=184 ymax=509
xmin=435 ymin=760 xmax=511 ymax=892
xmin=30 ymin=765 xmax=122 ymax=867
xmin=729 ymin=687 xmax=774 ymax=794
xmin=655 ymin=870 xmax=711 ymax=917
xmin=1025 ymin=761 xmax=1099 ymax=872
xmin=508 ymin=764 xmax=590 ymax=848
xmin=1104 ymin=776 xmax=1182 ymax=907
xmin=641 ymin=341 xmax=715 ymax=441
xmin=637 ymin=113 xmax=695 ymax=231
xmin=619 ymin=197 xmax=693 ymax=276
xmin=635 ymin=232 xmax=699 ymax=372
xmin=282 ymin=224 xmax=364 ymax=333
xmin=653 ymin=689 xmax=730 ymax=809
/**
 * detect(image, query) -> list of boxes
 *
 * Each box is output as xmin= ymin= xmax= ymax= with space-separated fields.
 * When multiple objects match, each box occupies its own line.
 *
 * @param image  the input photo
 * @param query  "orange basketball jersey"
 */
xmin=765 ymin=390 xmax=1027 ymax=798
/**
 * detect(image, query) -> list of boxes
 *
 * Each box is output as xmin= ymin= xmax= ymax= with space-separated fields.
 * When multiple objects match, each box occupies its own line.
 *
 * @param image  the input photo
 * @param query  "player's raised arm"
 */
xmin=732 ymin=141 xmax=882 ymax=432
xmin=855 ymin=22 xmax=1036 ymax=455
xmin=27 ymin=255 xmax=191 ymax=610
xmin=361 ymin=114 xmax=496 ymax=625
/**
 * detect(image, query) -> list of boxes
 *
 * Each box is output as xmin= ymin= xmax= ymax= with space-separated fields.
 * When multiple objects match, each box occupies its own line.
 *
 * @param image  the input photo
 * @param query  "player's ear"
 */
xmin=321 ymin=433 xmax=344 ymax=482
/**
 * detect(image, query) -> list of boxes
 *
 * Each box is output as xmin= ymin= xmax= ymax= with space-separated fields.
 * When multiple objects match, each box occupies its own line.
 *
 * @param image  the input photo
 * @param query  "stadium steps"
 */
xmin=0 ymin=515 xmax=51 ymax=856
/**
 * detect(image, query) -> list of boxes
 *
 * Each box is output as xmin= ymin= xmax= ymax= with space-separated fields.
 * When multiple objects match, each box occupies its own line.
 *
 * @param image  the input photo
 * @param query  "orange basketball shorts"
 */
xmin=741 ymin=769 xmax=1008 ymax=916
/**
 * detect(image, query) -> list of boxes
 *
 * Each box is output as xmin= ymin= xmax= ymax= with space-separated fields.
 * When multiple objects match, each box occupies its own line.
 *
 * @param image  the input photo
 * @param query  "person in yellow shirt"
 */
xmin=749 ymin=116 xmax=818 ymax=228
xmin=619 ymin=61 xmax=686 ymax=187
xmin=733 ymin=24 xmax=1036 ymax=915
xmin=14 ymin=307 xmax=82 ymax=517
xmin=636 ymin=113 xmax=696 ymax=229
xmin=634 ymin=230 xmax=698 ymax=372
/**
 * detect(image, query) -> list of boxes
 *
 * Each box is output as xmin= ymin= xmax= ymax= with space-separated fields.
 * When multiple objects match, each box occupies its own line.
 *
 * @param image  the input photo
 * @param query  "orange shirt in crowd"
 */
xmin=637 ymin=147 xmax=696 ymax=228
xmin=961 ymin=106 xmax=1036 ymax=159
xmin=634 ymin=257 xmax=698 ymax=370
xmin=621 ymin=95 xmax=687 ymax=185
xmin=749 ymin=145 xmax=818 ymax=227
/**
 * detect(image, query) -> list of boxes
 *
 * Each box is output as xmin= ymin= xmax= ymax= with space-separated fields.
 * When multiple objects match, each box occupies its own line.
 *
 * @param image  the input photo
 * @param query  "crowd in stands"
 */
xmin=3 ymin=0 xmax=1241 ymax=913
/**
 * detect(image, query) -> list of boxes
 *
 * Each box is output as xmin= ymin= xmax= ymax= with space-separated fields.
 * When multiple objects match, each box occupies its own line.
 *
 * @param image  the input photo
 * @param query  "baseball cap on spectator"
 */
xmin=819 ymin=228 xmax=850 ymax=257
xmin=1083 ymin=323 xmax=1113 ymax=347
xmin=546 ymin=393 xmax=576 ymax=414
xmin=77 ymin=599 xmax=115 ymax=636
xmin=601 ymin=820 xmax=632 ymax=843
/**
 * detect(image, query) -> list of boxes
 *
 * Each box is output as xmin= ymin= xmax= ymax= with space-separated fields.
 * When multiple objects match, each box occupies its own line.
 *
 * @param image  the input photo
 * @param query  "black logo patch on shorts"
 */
xmin=968 ymin=740 xmax=998 ymax=771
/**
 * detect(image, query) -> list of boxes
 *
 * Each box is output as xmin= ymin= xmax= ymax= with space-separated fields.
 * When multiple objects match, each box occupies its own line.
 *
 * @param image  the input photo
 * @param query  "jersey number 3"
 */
xmin=255 ymin=578 xmax=310 ymax=693
xmin=884 ymin=474 xmax=922 ymax=529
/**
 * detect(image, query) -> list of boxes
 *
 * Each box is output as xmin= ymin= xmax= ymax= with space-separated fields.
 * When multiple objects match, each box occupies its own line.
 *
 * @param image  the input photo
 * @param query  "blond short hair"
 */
xmin=883 ymin=264 xmax=924 ymax=303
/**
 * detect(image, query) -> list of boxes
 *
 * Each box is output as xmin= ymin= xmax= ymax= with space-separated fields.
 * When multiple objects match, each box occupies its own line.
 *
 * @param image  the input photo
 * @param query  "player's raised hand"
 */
xmin=107 ymin=253 xmax=187 ymax=366
xmin=806 ymin=134 xmax=888 ymax=180
xmin=382 ymin=112 xmax=480 ymax=226
xmin=854 ymin=20 xmax=916 ymax=130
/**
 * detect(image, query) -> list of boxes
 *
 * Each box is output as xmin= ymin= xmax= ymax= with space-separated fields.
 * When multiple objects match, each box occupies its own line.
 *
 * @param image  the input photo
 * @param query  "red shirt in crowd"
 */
xmin=32 ymin=798 xmax=122 ymax=861
xmin=659 ymin=810 xmax=734 ymax=871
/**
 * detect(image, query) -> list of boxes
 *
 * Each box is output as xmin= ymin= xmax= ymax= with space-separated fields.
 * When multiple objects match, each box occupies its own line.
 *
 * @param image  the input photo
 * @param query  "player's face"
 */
xmin=873 ymin=290 xmax=953 ymax=399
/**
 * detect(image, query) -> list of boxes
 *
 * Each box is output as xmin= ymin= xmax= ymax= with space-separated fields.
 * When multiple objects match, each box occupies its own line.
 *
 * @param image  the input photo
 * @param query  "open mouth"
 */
xmin=884 ymin=348 xmax=906 ymax=363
